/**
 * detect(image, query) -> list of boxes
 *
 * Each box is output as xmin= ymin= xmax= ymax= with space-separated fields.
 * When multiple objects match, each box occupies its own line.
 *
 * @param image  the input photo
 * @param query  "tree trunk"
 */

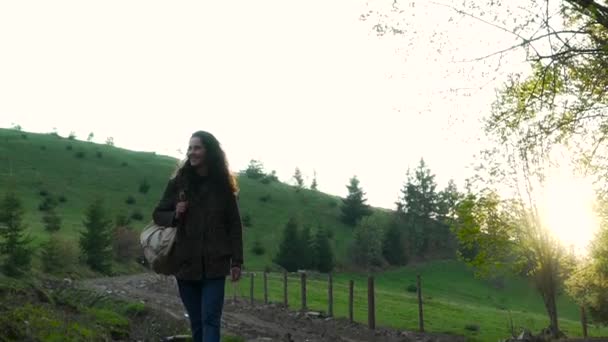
xmin=543 ymin=291 xmax=559 ymax=337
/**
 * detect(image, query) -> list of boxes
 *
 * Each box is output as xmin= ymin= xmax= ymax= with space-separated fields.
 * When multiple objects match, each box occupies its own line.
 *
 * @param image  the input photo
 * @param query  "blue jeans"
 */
xmin=176 ymin=277 xmax=226 ymax=342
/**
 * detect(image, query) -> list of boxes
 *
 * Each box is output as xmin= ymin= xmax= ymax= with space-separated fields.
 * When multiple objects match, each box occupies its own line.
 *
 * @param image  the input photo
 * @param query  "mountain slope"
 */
xmin=0 ymin=128 xmax=388 ymax=270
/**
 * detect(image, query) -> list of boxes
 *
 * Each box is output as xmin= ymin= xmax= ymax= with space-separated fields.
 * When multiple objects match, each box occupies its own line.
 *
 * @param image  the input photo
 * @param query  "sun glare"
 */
xmin=539 ymin=168 xmax=600 ymax=256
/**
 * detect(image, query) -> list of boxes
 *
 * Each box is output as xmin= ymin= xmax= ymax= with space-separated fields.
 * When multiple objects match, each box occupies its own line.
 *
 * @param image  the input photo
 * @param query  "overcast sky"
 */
xmin=0 ymin=0 xmax=530 ymax=209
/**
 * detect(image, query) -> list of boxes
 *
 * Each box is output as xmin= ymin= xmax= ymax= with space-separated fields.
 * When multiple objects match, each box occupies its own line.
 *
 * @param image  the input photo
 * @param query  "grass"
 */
xmin=229 ymin=260 xmax=608 ymax=341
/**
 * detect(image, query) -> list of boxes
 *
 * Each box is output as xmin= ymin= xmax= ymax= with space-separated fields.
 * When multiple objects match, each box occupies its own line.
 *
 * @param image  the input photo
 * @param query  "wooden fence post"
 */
xmin=301 ymin=272 xmax=307 ymax=311
xmin=417 ymin=274 xmax=424 ymax=332
xmin=368 ymin=276 xmax=375 ymax=330
xmin=250 ymin=272 xmax=255 ymax=306
xmin=328 ymin=273 xmax=333 ymax=317
xmin=283 ymin=271 xmax=288 ymax=308
xmin=581 ymin=305 xmax=588 ymax=338
xmin=263 ymin=271 xmax=268 ymax=304
xmin=349 ymin=280 xmax=354 ymax=323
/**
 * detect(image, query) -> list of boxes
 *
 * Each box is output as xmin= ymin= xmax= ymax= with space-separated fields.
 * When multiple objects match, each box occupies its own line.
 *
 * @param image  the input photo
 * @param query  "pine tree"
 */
xmin=351 ymin=217 xmax=384 ymax=269
xmin=311 ymin=170 xmax=318 ymax=191
xmin=41 ymin=235 xmax=64 ymax=273
xmin=299 ymin=225 xmax=314 ymax=269
xmin=382 ymin=218 xmax=407 ymax=265
xmin=0 ymin=192 xmax=32 ymax=276
xmin=273 ymin=217 xmax=302 ymax=272
xmin=79 ymin=198 xmax=113 ymax=274
xmin=42 ymin=208 xmax=61 ymax=232
xmin=314 ymin=226 xmax=334 ymax=272
xmin=341 ymin=176 xmax=372 ymax=226
xmin=293 ymin=167 xmax=305 ymax=190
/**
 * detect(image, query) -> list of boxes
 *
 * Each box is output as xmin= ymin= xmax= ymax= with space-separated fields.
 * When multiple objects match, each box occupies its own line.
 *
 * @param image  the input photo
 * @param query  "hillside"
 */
xmin=0 ymin=128 xmax=389 ymax=270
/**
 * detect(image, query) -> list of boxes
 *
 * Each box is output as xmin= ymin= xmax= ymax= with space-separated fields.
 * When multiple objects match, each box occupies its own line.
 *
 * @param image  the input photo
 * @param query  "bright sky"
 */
xmin=0 ymin=0 xmax=530 ymax=209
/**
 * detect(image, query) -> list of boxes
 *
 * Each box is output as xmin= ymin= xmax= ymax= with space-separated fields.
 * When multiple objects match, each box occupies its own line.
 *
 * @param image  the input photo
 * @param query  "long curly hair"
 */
xmin=172 ymin=131 xmax=238 ymax=195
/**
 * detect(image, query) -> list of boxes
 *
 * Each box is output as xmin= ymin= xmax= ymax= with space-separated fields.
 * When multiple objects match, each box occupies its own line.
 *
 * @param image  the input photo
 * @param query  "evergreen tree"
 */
xmin=299 ymin=225 xmax=314 ymax=269
xmin=0 ymin=192 xmax=32 ymax=276
xmin=42 ymin=208 xmax=61 ymax=232
xmin=293 ymin=167 xmax=305 ymax=190
xmin=382 ymin=217 xmax=407 ymax=265
xmin=79 ymin=198 xmax=113 ymax=274
xmin=397 ymin=159 xmax=440 ymax=256
xmin=311 ymin=170 xmax=318 ymax=191
xmin=351 ymin=217 xmax=384 ymax=269
xmin=41 ymin=235 xmax=64 ymax=273
xmin=340 ymin=176 xmax=372 ymax=226
xmin=314 ymin=226 xmax=334 ymax=272
xmin=273 ymin=217 xmax=302 ymax=272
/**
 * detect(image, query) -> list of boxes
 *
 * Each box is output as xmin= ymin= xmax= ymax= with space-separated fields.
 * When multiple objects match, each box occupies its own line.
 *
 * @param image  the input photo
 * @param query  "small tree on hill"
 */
xmin=314 ymin=226 xmax=334 ymax=272
xmin=41 ymin=235 xmax=67 ymax=273
xmin=42 ymin=208 xmax=62 ymax=232
xmin=87 ymin=132 xmax=94 ymax=142
xmin=299 ymin=225 xmax=314 ymax=269
xmin=245 ymin=159 xmax=265 ymax=179
xmin=311 ymin=170 xmax=318 ymax=191
xmin=351 ymin=216 xmax=384 ymax=269
xmin=273 ymin=217 xmax=302 ymax=272
xmin=382 ymin=217 xmax=407 ymax=265
xmin=79 ymin=198 xmax=113 ymax=274
xmin=341 ymin=176 xmax=372 ymax=226
xmin=293 ymin=167 xmax=305 ymax=190
xmin=0 ymin=192 xmax=33 ymax=276
xmin=139 ymin=179 xmax=150 ymax=194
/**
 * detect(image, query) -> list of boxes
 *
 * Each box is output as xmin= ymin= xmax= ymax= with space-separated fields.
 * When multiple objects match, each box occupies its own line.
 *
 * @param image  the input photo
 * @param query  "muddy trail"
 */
xmin=79 ymin=272 xmax=464 ymax=342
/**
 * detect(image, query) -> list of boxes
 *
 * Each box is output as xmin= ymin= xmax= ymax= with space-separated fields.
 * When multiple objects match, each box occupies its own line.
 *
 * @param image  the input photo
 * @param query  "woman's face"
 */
xmin=187 ymin=136 xmax=206 ymax=168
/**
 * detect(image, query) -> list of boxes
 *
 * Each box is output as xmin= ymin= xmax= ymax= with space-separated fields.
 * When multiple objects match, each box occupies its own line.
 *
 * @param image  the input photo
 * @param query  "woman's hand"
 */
xmin=230 ymin=265 xmax=241 ymax=282
xmin=175 ymin=201 xmax=188 ymax=219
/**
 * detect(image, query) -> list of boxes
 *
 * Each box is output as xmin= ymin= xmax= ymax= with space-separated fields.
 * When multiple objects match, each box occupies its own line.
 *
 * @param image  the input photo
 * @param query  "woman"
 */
xmin=152 ymin=130 xmax=243 ymax=342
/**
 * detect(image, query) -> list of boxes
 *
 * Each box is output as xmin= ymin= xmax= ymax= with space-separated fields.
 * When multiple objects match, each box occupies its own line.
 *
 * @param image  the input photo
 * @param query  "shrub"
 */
xmin=21 ymin=134 xmax=27 ymax=139
xmin=39 ymin=190 xmax=49 ymax=197
xmin=40 ymin=146 xmax=46 ymax=150
xmin=138 ymin=179 xmax=150 ymax=194
xmin=39 ymin=196 xmax=57 ymax=211
xmin=41 ymin=235 xmax=77 ymax=274
xmin=242 ymin=214 xmax=252 ymax=227
xmin=251 ymin=240 xmax=265 ymax=255
xmin=259 ymin=194 xmax=271 ymax=203
xmin=130 ymin=210 xmax=143 ymax=221
xmin=125 ymin=196 xmax=136 ymax=205
xmin=96 ymin=151 xmax=103 ymax=158
xmin=406 ymin=284 xmax=418 ymax=293
xmin=464 ymin=324 xmax=480 ymax=332
xmin=112 ymin=226 xmax=140 ymax=261
xmin=58 ymin=195 xmax=67 ymax=203
xmin=66 ymin=144 xmax=73 ymax=150
xmin=75 ymin=151 xmax=85 ymax=159
xmin=121 ymin=162 xmax=128 ymax=167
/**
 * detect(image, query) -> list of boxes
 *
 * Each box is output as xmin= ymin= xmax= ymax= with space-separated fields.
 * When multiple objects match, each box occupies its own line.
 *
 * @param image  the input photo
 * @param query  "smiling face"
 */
xmin=187 ymin=136 xmax=206 ymax=169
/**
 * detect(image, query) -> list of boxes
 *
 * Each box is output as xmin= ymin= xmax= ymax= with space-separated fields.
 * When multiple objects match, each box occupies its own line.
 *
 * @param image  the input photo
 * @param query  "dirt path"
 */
xmin=79 ymin=272 xmax=465 ymax=342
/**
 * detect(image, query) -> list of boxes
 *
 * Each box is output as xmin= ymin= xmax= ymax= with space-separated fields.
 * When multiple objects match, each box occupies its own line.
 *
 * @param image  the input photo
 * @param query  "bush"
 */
xmin=96 ymin=151 xmax=103 ymax=158
xmin=21 ymin=134 xmax=27 ymax=139
xmin=259 ymin=194 xmax=271 ymax=203
xmin=40 ymin=146 xmax=46 ymax=150
xmin=66 ymin=144 xmax=73 ymax=151
xmin=329 ymin=200 xmax=338 ymax=208
xmin=138 ymin=179 xmax=150 ymax=194
xmin=251 ymin=240 xmax=265 ymax=255
xmin=125 ymin=196 xmax=136 ymax=205
xmin=112 ymin=226 xmax=140 ymax=261
xmin=130 ymin=210 xmax=143 ymax=221
xmin=75 ymin=151 xmax=85 ymax=159
xmin=406 ymin=284 xmax=418 ymax=293
xmin=39 ymin=196 xmax=57 ymax=211
xmin=41 ymin=235 xmax=77 ymax=274
xmin=39 ymin=190 xmax=49 ymax=197
xmin=58 ymin=195 xmax=67 ymax=203
xmin=242 ymin=214 xmax=252 ymax=227
xmin=42 ymin=209 xmax=61 ymax=232
xmin=121 ymin=162 xmax=128 ymax=167
xmin=464 ymin=324 xmax=480 ymax=332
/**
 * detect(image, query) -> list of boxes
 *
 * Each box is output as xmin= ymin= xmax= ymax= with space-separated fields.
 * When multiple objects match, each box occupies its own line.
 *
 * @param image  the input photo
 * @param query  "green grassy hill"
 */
xmin=0 ymin=128 xmax=384 ymax=270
